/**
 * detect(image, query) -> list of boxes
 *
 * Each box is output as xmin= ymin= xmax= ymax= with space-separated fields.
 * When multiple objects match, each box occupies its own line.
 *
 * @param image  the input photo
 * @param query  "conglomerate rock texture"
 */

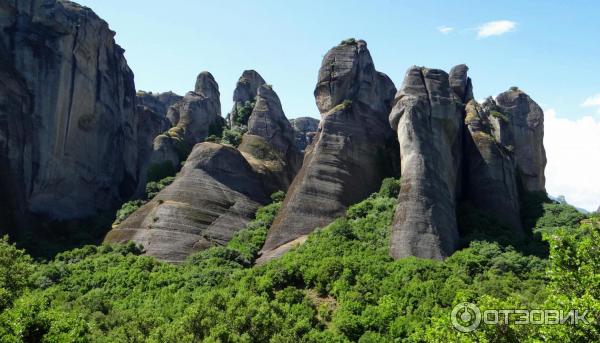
xmin=259 ymin=39 xmax=398 ymax=261
xmin=0 ymin=0 xmax=141 ymax=231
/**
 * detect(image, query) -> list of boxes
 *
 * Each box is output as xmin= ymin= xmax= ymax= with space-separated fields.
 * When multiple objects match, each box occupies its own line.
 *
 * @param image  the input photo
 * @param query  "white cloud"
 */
xmin=544 ymin=109 xmax=600 ymax=212
xmin=477 ymin=20 xmax=516 ymax=38
xmin=438 ymin=26 xmax=454 ymax=34
xmin=581 ymin=94 xmax=600 ymax=113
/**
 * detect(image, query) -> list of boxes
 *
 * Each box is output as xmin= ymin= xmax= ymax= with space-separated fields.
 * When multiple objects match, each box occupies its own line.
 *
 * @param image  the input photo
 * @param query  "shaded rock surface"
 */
xmin=136 ymin=91 xmax=182 ymax=117
xmin=228 ymin=70 xmax=266 ymax=127
xmin=389 ymin=66 xmax=464 ymax=260
xmin=245 ymin=85 xmax=303 ymax=185
xmin=148 ymin=72 xmax=223 ymax=177
xmin=259 ymin=39 xmax=398 ymax=260
xmin=463 ymin=100 xmax=523 ymax=234
xmin=494 ymin=88 xmax=546 ymax=193
xmin=105 ymin=143 xmax=270 ymax=262
xmin=290 ymin=117 xmax=320 ymax=152
xmin=0 ymin=0 xmax=140 ymax=228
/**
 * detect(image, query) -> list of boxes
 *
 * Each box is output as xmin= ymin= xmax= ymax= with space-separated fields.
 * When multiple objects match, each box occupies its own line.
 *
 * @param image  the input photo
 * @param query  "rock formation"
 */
xmin=259 ymin=39 xmax=398 ymax=262
xmin=105 ymin=143 xmax=270 ymax=262
xmin=389 ymin=66 xmax=465 ymax=260
xmin=494 ymin=88 xmax=546 ymax=192
xmin=0 ymin=0 xmax=140 ymax=229
xmin=107 ymin=74 xmax=302 ymax=262
xmin=228 ymin=70 xmax=266 ymax=127
xmin=389 ymin=64 xmax=545 ymax=260
xmin=242 ymin=84 xmax=303 ymax=191
xmin=290 ymin=117 xmax=320 ymax=152
xmin=463 ymin=99 xmax=523 ymax=233
xmin=136 ymin=91 xmax=182 ymax=117
xmin=148 ymin=72 xmax=223 ymax=180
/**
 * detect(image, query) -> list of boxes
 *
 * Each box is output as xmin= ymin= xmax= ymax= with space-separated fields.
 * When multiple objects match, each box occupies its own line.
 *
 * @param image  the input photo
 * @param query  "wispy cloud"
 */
xmin=477 ymin=20 xmax=516 ymax=38
xmin=582 ymin=94 xmax=600 ymax=113
xmin=545 ymin=109 xmax=600 ymax=212
xmin=437 ymin=26 xmax=454 ymax=34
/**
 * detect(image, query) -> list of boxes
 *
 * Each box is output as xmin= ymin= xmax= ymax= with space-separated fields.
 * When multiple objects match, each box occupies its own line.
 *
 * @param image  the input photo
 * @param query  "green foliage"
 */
xmin=340 ymin=38 xmax=357 ymax=45
xmin=0 ymin=178 xmax=596 ymax=342
xmin=112 ymin=200 xmax=145 ymax=226
xmin=270 ymin=190 xmax=285 ymax=202
xmin=221 ymin=126 xmax=247 ymax=147
xmin=208 ymin=117 xmax=225 ymax=138
xmin=0 ymin=236 xmax=34 ymax=311
xmin=234 ymin=100 xmax=255 ymax=126
xmin=377 ymin=177 xmax=401 ymax=198
xmin=145 ymin=176 xmax=175 ymax=199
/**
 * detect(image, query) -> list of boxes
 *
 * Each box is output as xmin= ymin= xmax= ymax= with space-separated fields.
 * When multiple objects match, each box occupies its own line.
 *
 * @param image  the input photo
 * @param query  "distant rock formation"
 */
xmin=494 ymin=88 xmax=546 ymax=192
xmin=240 ymin=84 xmax=303 ymax=194
xmin=290 ymin=117 xmax=320 ymax=152
xmin=259 ymin=39 xmax=398 ymax=262
xmin=105 ymin=143 xmax=269 ymax=262
xmin=0 ymin=0 xmax=141 ymax=230
xmin=227 ymin=70 xmax=266 ymax=127
xmin=148 ymin=72 xmax=223 ymax=180
xmin=389 ymin=65 xmax=545 ymax=260
xmin=107 ymin=75 xmax=302 ymax=262
xmin=136 ymin=91 xmax=182 ymax=117
xmin=389 ymin=66 xmax=465 ymax=260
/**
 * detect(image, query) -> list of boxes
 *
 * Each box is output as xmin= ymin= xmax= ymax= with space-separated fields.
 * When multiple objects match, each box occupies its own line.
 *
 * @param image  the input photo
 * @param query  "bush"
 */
xmin=145 ymin=176 xmax=175 ymax=199
xmin=234 ymin=100 xmax=255 ymax=126
xmin=221 ymin=126 xmax=246 ymax=147
xmin=113 ymin=200 xmax=146 ymax=225
xmin=147 ymin=161 xmax=176 ymax=183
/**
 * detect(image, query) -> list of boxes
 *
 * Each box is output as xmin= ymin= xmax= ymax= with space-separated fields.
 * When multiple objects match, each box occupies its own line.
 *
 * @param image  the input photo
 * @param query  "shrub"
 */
xmin=147 ymin=161 xmax=176 ymax=183
xmin=113 ymin=200 xmax=146 ymax=226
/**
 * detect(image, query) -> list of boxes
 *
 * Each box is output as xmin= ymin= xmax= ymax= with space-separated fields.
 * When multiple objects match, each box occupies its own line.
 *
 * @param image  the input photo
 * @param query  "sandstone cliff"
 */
xmin=148 ymin=72 xmax=223 ymax=181
xmin=259 ymin=39 xmax=398 ymax=261
xmin=105 ymin=143 xmax=269 ymax=262
xmin=389 ymin=66 xmax=464 ymax=260
xmin=0 ymin=0 xmax=140 ymax=231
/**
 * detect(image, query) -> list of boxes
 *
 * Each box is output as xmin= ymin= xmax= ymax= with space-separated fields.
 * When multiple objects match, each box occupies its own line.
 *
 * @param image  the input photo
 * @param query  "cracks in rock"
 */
xmin=63 ymin=24 xmax=80 ymax=154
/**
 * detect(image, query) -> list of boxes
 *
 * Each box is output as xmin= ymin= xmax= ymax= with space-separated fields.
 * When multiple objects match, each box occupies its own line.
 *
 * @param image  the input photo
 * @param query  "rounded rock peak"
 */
xmin=194 ymin=71 xmax=219 ymax=99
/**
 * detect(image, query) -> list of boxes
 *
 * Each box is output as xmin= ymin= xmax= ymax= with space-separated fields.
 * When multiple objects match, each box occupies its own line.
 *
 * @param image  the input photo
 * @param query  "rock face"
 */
xmin=148 ymin=72 xmax=223 ymax=180
xmin=245 ymin=85 xmax=303 ymax=183
xmin=0 ymin=0 xmax=139 ymax=226
xmin=463 ymin=99 xmax=523 ymax=233
xmin=389 ymin=66 xmax=465 ymax=260
xmin=290 ymin=117 xmax=320 ymax=152
xmin=228 ymin=70 xmax=266 ymax=127
xmin=494 ymin=88 xmax=546 ymax=192
xmin=136 ymin=91 xmax=182 ymax=117
xmin=105 ymin=143 xmax=270 ymax=262
xmin=259 ymin=39 xmax=398 ymax=261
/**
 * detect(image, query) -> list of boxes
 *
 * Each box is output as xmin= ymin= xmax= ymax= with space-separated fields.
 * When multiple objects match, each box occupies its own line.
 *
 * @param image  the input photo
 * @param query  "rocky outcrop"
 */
xmin=259 ymin=39 xmax=398 ymax=261
xmin=105 ymin=142 xmax=270 ymax=262
xmin=243 ymin=84 xmax=303 ymax=188
xmin=463 ymin=99 xmax=523 ymax=233
xmin=494 ymin=88 xmax=546 ymax=193
xmin=228 ymin=70 xmax=266 ymax=127
xmin=290 ymin=117 xmax=320 ymax=152
xmin=389 ymin=66 xmax=465 ymax=260
xmin=0 ymin=0 xmax=139 ymax=226
xmin=136 ymin=91 xmax=182 ymax=117
xmin=148 ymin=72 xmax=223 ymax=180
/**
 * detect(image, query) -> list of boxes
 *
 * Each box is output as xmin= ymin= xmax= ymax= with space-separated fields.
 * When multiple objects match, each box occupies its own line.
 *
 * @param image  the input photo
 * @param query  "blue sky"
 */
xmin=78 ymin=0 xmax=600 ymax=211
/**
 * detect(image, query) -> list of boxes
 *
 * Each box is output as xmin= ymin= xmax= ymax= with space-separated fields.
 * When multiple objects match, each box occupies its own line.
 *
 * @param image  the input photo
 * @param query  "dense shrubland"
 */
xmin=0 ymin=179 xmax=597 ymax=342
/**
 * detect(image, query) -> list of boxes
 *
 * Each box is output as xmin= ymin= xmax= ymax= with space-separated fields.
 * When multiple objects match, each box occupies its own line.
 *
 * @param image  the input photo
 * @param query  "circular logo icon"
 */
xmin=451 ymin=302 xmax=482 ymax=332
